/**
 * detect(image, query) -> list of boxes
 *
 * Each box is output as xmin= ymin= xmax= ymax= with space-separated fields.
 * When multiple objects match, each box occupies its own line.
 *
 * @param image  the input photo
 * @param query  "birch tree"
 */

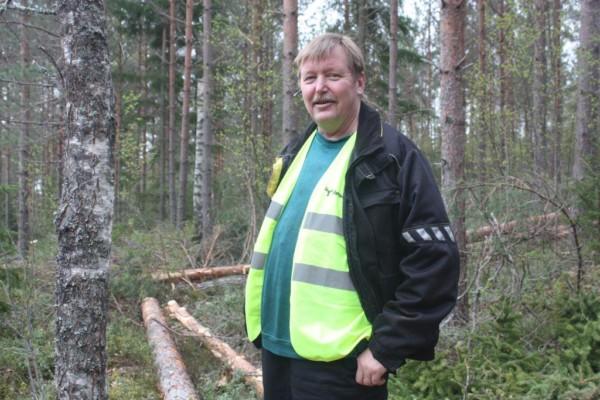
xmin=55 ymin=0 xmax=115 ymax=397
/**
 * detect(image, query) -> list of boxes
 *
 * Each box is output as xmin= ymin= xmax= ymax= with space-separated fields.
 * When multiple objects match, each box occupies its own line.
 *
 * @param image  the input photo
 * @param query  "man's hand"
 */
xmin=355 ymin=348 xmax=387 ymax=386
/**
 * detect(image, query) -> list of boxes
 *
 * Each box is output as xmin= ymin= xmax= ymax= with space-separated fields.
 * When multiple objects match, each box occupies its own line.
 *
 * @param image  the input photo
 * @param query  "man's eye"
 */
xmin=303 ymin=76 xmax=316 ymax=82
xmin=328 ymin=74 xmax=341 ymax=80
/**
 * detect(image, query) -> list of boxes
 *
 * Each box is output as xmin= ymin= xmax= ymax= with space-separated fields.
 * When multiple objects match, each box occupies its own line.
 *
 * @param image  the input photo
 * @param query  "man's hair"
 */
xmin=294 ymin=33 xmax=365 ymax=78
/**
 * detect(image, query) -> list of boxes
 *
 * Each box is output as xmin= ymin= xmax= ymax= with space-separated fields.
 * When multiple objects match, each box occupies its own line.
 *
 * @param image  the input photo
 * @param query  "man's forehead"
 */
xmin=299 ymin=48 xmax=350 ymax=70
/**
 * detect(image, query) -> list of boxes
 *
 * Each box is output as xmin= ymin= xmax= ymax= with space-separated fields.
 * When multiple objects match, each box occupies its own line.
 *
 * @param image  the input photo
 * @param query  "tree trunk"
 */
xmin=17 ymin=0 xmax=31 ymax=259
xmin=168 ymin=0 xmax=177 ymax=225
xmin=498 ymin=0 xmax=513 ymax=174
xmin=194 ymin=0 xmax=214 ymax=242
xmin=141 ymin=298 xmax=201 ymax=400
xmin=357 ymin=0 xmax=367 ymax=52
xmin=476 ymin=0 xmax=488 ymax=180
xmin=2 ymin=148 xmax=9 ymax=229
xmin=140 ymin=30 xmax=148 ymax=197
xmin=55 ymin=0 xmax=115 ymax=398
xmin=572 ymin=0 xmax=600 ymax=181
xmin=114 ymin=34 xmax=123 ymax=222
xmin=160 ymin=27 xmax=168 ymax=221
xmin=388 ymin=0 xmax=398 ymax=129
xmin=153 ymin=264 xmax=249 ymax=282
xmin=532 ymin=0 xmax=548 ymax=174
xmin=552 ymin=0 xmax=563 ymax=185
xmin=176 ymin=0 xmax=194 ymax=227
xmin=167 ymin=300 xmax=263 ymax=399
xmin=343 ymin=0 xmax=351 ymax=34
xmin=440 ymin=0 xmax=467 ymax=322
xmin=282 ymin=0 xmax=298 ymax=145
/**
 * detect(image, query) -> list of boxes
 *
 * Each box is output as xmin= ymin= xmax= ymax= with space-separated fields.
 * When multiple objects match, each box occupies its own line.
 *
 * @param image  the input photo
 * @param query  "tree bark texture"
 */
xmin=141 ymin=298 xmax=201 ymax=400
xmin=282 ymin=0 xmax=298 ymax=145
xmin=114 ymin=33 xmax=123 ymax=221
xmin=573 ymin=0 xmax=600 ymax=181
xmin=168 ymin=0 xmax=177 ymax=225
xmin=176 ymin=0 xmax=194 ymax=227
xmin=440 ymin=0 xmax=467 ymax=321
xmin=153 ymin=264 xmax=249 ymax=282
xmin=160 ymin=27 xmax=168 ymax=221
xmin=477 ymin=0 xmax=488 ymax=179
xmin=532 ymin=0 xmax=548 ymax=174
xmin=552 ymin=0 xmax=563 ymax=184
xmin=193 ymin=0 xmax=213 ymax=241
xmin=388 ymin=0 xmax=398 ymax=129
xmin=18 ymin=0 xmax=31 ymax=259
xmin=167 ymin=300 xmax=264 ymax=399
xmin=55 ymin=0 xmax=115 ymax=398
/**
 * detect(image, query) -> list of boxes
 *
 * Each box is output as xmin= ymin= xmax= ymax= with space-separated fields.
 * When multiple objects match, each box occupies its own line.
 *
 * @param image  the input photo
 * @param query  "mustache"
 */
xmin=312 ymin=96 xmax=336 ymax=104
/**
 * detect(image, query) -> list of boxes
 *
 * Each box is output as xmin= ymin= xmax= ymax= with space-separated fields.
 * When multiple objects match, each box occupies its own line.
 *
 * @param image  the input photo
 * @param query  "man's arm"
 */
xmin=368 ymin=147 xmax=460 ymax=372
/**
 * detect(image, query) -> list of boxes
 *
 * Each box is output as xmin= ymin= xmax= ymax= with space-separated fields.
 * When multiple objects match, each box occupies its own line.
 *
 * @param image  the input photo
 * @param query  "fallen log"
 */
xmin=467 ymin=211 xmax=568 ymax=243
xmin=152 ymin=264 xmax=250 ymax=283
xmin=141 ymin=297 xmax=201 ymax=400
xmin=166 ymin=300 xmax=263 ymax=399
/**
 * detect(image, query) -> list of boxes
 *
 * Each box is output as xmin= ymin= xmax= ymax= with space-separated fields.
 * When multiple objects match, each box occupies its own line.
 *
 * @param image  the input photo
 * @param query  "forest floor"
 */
xmin=1 ymin=221 xmax=599 ymax=399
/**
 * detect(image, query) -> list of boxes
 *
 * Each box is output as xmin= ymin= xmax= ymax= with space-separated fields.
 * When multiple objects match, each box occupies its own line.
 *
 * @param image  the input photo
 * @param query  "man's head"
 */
xmin=295 ymin=34 xmax=366 ymax=139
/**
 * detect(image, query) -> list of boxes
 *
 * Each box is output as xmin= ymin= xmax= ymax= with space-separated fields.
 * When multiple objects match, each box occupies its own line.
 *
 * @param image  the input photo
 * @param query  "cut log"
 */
xmin=166 ymin=300 xmax=264 ymax=399
xmin=141 ymin=297 xmax=201 ymax=400
xmin=152 ymin=264 xmax=249 ymax=283
xmin=467 ymin=211 xmax=567 ymax=243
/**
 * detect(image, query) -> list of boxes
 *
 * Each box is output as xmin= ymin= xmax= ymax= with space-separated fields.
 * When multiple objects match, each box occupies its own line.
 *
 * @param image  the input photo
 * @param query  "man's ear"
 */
xmin=356 ymin=73 xmax=366 ymax=95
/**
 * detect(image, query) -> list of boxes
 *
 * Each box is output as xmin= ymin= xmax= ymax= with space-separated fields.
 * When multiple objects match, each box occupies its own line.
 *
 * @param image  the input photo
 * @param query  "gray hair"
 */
xmin=294 ymin=33 xmax=365 ymax=78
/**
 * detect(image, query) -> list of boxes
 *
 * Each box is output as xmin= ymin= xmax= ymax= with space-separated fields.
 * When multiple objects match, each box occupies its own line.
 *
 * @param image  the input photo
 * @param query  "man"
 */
xmin=245 ymin=33 xmax=459 ymax=400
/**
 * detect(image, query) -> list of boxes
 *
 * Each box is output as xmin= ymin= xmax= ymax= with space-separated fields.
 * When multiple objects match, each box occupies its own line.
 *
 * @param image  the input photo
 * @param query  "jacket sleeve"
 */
xmin=368 ymin=147 xmax=460 ymax=372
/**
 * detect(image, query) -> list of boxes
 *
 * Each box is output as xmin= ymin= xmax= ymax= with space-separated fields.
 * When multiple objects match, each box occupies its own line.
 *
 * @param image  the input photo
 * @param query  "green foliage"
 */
xmin=389 ymin=281 xmax=600 ymax=399
xmin=575 ymin=173 xmax=600 ymax=257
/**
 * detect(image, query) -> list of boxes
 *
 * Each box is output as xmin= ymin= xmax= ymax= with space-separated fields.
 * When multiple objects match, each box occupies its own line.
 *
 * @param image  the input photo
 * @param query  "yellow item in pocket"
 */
xmin=266 ymin=157 xmax=284 ymax=198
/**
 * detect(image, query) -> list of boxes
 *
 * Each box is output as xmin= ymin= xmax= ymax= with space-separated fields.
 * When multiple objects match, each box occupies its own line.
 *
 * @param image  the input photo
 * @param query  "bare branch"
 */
xmin=4 ymin=1 xmax=56 ymax=15
xmin=0 ymin=78 xmax=54 ymax=87
xmin=0 ymin=19 xmax=59 ymax=37
xmin=6 ymin=118 xmax=62 ymax=126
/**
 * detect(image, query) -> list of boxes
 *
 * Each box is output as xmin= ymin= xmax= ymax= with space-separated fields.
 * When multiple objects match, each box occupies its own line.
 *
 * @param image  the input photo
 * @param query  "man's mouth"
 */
xmin=313 ymin=98 xmax=336 ymax=106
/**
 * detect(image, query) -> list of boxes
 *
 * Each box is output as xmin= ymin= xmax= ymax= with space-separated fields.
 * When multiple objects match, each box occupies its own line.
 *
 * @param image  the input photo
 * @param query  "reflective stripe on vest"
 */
xmin=245 ymin=131 xmax=372 ymax=361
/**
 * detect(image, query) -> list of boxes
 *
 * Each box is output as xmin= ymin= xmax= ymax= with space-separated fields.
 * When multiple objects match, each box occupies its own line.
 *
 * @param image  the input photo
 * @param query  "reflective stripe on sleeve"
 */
xmin=402 ymin=231 xmax=416 ymax=243
xmin=416 ymin=228 xmax=432 ymax=241
xmin=292 ymin=263 xmax=355 ymax=291
xmin=431 ymin=227 xmax=445 ymax=241
xmin=444 ymin=226 xmax=456 ymax=242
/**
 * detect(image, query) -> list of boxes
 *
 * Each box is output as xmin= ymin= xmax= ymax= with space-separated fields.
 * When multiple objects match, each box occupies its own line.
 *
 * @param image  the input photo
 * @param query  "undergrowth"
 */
xmin=1 ymin=220 xmax=598 ymax=399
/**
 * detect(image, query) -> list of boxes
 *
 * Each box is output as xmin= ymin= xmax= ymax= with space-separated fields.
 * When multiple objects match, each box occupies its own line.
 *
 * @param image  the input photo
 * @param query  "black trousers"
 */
xmin=262 ymin=349 xmax=388 ymax=400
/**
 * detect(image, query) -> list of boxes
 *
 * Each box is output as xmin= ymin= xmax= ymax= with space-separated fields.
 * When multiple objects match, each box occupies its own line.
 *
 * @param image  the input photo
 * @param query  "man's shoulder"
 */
xmin=378 ymin=122 xmax=421 ymax=161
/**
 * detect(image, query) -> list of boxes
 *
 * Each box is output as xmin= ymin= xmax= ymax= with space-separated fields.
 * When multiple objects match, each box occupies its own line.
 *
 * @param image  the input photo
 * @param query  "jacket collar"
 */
xmin=291 ymin=101 xmax=384 ymax=160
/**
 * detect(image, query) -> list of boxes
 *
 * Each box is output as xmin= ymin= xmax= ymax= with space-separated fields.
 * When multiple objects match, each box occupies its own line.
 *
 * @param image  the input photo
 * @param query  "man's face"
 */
xmin=299 ymin=46 xmax=365 ymax=138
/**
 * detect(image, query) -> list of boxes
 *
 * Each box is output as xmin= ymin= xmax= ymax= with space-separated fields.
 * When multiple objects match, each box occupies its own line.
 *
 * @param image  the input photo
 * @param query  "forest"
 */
xmin=0 ymin=0 xmax=599 ymax=398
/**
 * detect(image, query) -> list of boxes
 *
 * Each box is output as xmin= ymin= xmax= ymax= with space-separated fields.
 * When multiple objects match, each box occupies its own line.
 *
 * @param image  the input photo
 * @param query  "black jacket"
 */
xmin=276 ymin=102 xmax=459 ymax=371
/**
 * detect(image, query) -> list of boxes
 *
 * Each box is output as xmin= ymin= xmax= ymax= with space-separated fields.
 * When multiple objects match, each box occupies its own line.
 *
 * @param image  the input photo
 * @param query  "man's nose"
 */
xmin=315 ymin=75 xmax=328 ymax=92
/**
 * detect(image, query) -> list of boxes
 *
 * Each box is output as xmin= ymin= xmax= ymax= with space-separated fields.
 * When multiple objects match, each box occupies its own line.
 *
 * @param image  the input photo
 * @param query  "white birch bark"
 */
xmin=55 ymin=0 xmax=115 ymax=398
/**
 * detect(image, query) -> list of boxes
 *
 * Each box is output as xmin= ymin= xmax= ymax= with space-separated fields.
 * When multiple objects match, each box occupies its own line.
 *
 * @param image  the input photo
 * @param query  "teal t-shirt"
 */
xmin=261 ymin=132 xmax=351 ymax=358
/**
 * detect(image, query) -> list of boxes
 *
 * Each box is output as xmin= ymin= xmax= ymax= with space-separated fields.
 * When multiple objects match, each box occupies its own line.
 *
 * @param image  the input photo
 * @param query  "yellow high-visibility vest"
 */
xmin=245 ymin=131 xmax=372 ymax=361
